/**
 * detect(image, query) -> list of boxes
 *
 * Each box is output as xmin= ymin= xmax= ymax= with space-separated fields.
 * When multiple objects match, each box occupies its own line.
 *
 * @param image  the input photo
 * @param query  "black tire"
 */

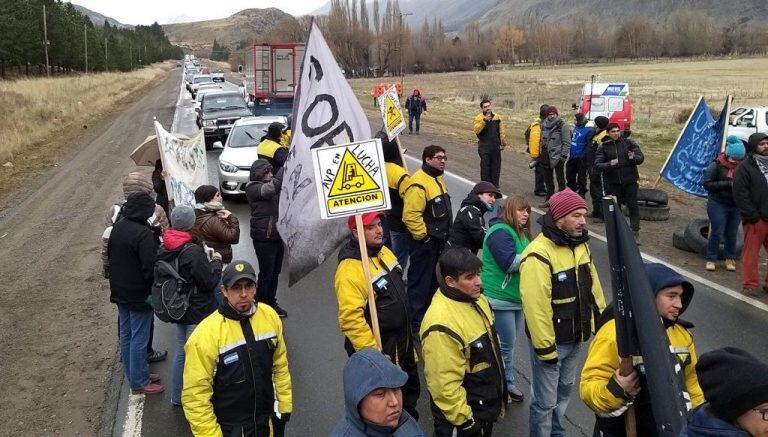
xmin=638 ymin=203 xmax=670 ymax=221
xmin=673 ymin=229 xmax=696 ymax=253
xmin=638 ymin=188 xmax=668 ymax=206
xmin=683 ymin=218 xmax=710 ymax=255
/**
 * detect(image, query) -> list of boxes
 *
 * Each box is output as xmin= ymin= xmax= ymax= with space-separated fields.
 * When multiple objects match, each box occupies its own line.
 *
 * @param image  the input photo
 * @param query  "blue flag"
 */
xmin=660 ymin=97 xmax=722 ymax=197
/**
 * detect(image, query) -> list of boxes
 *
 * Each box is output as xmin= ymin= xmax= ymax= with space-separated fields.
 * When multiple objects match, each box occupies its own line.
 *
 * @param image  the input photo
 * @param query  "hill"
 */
xmin=71 ymin=3 xmax=133 ymax=29
xmin=162 ymin=8 xmax=291 ymax=52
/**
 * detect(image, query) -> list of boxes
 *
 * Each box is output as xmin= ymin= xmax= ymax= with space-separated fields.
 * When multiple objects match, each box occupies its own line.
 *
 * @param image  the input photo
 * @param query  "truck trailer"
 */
xmin=243 ymin=43 xmax=305 ymax=117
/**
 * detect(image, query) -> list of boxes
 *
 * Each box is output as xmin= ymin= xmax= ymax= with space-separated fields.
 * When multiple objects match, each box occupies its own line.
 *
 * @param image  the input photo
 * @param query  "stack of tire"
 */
xmin=619 ymin=188 xmax=670 ymax=221
xmin=673 ymin=218 xmax=743 ymax=260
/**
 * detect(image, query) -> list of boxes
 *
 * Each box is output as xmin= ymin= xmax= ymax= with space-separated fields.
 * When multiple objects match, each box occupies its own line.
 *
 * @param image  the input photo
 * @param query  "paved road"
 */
xmin=116 ymin=73 xmax=768 ymax=436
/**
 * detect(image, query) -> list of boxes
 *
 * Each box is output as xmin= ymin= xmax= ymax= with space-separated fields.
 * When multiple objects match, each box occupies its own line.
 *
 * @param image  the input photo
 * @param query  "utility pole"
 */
xmin=129 ymin=45 xmax=133 ymax=70
xmin=104 ymin=37 xmax=108 ymax=71
xmin=84 ymin=25 xmax=88 ymax=74
xmin=42 ymin=4 xmax=50 ymax=77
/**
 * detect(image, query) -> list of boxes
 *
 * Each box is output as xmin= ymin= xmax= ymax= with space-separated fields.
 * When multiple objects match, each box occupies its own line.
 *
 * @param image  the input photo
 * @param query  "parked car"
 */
xmin=212 ymin=70 xmax=225 ymax=82
xmin=217 ymin=116 xmax=287 ymax=195
xmin=729 ymin=106 xmax=768 ymax=143
xmin=190 ymin=74 xmax=213 ymax=98
xmin=196 ymin=91 xmax=252 ymax=149
xmin=194 ymin=88 xmax=219 ymax=111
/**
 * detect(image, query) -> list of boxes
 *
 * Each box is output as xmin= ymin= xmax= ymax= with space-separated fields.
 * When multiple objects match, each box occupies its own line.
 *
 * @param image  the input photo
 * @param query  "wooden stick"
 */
xmin=619 ymin=357 xmax=638 ymax=437
xmin=355 ymin=214 xmax=383 ymax=350
xmin=395 ymin=136 xmax=409 ymax=172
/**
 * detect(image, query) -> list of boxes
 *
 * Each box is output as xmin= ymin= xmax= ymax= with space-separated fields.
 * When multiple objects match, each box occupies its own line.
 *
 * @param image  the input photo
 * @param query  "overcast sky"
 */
xmin=67 ymin=0 xmax=327 ymax=25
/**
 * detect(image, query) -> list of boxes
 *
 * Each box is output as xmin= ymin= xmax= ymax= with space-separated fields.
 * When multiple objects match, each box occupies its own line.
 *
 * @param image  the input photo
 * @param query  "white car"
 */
xmin=194 ymin=88 xmax=220 ymax=111
xmin=729 ymin=106 xmax=768 ymax=143
xmin=217 ymin=116 xmax=287 ymax=196
xmin=190 ymin=74 xmax=213 ymax=98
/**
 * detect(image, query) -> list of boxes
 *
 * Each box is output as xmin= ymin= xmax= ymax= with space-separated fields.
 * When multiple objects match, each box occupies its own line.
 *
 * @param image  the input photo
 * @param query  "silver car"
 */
xmin=217 ymin=116 xmax=287 ymax=195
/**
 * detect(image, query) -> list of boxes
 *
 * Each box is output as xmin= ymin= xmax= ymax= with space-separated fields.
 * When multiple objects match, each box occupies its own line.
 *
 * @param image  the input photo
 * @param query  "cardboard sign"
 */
xmin=312 ymin=138 xmax=391 ymax=219
xmin=378 ymin=85 xmax=406 ymax=140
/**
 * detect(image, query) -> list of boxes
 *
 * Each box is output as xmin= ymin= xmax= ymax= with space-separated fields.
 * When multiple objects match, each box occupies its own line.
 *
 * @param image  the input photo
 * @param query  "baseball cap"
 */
xmin=221 ymin=260 xmax=258 ymax=288
xmin=347 ymin=211 xmax=384 ymax=231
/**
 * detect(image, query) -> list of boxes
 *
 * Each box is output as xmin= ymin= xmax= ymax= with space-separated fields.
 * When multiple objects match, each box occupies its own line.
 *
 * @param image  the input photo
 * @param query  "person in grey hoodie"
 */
xmin=539 ymin=106 xmax=570 ymax=205
xmin=330 ymin=348 xmax=424 ymax=437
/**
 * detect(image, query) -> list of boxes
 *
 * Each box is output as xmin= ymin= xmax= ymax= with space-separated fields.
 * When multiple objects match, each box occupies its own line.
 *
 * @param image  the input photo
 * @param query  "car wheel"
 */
xmin=637 ymin=188 xmax=668 ymax=206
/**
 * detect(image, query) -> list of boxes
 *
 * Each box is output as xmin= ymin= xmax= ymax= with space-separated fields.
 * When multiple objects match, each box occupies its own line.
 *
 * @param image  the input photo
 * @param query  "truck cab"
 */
xmin=729 ymin=106 xmax=768 ymax=143
xmin=574 ymin=82 xmax=632 ymax=135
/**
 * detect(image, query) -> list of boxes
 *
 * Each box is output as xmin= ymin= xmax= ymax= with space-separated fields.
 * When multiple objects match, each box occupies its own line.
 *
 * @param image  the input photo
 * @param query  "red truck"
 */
xmin=243 ymin=43 xmax=305 ymax=117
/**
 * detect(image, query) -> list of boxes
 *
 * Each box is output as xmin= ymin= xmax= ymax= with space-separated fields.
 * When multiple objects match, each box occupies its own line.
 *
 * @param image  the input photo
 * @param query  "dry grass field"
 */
xmin=0 ymin=63 xmax=172 ymax=162
xmin=350 ymin=57 xmax=768 ymax=182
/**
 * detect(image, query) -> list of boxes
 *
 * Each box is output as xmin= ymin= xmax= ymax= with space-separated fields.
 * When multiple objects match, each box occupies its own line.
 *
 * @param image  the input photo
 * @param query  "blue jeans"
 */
xmin=171 ymin=324 xmax=197 ymax=405
xmin=528 ymin=342 xmax=581 ymax=437
xmin=490 ymin=303 xmax=523 ymax=390
xmin=117 ymin=305 xmax=153 ymax=390
xmin=706 ymin=198 xmax=741 ymax=260
xmin=390 ymin=230 xmax=414 ymax=270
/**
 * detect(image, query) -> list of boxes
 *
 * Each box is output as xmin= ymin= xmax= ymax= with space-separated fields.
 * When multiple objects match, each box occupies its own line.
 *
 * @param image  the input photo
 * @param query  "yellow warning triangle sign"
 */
xmin=329 ymin=149 xmax=381 ymax=196
xmin=385 ymin=96 xmax=403 ymax=129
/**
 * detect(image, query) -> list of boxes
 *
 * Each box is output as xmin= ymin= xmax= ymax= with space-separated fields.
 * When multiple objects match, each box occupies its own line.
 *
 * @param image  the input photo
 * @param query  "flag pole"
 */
xmin=719 ymin=95 xmax=732 ymax=153
xmin=654 ymin=96 xmax=704 ymax=188
xmin=355 ymin=214 xmax=383 ymax=350
xmin=620 ymin=358 xmax=638 ymax=437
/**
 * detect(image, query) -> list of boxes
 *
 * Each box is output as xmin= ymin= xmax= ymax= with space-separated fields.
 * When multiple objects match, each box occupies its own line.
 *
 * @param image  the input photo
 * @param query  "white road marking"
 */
xmin=122 ymin=393 xmax=146 ymax=437
xmin=404 ymin=155 xmax=768 ymax=313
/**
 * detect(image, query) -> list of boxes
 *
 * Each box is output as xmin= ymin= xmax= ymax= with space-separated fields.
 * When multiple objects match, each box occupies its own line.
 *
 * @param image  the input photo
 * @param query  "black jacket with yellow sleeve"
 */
xmin=519 ymin=214 xmax=607 ymax=362
xmin=385 ymin=162 xmax=411 ymax=233
xmin=420 ymin=289 xmax=506 ymax=426
xmin=403 ymin=164 xmax=452 ymax=242
xmin=580 ymin=309 xmax=705 ymax=436
xmin=334 ymin=238 xmax=411 ymax=362
xmin=473 ymin=112 xmax=507 ymax=152
xmin=182 ymin=303 xmax=292 ymax=437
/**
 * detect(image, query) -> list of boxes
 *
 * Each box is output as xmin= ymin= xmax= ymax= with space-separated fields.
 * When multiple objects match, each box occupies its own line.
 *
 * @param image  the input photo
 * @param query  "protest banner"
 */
xmin=153 ymin=120 xmax=207 ymax=207
xmin=379 ymin=85 xmax=406 ymax=141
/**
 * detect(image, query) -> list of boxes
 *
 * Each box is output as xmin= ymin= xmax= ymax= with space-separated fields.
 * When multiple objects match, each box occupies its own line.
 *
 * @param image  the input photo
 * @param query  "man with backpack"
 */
xmin=154 ymin=204 xmax=223 ymax=407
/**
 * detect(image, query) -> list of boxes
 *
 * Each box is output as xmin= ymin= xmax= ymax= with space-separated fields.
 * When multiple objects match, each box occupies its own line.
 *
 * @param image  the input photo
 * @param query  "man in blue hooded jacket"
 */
xmin=330 ymin=348 xmax=424 ymax=437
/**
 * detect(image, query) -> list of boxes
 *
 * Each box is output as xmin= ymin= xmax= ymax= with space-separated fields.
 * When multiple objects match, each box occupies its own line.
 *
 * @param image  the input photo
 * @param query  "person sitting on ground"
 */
xmin=258 ymin=122 xmax=289 ymax=170
xmin=681 ymin=347 xmax=768 ymax=437
xmin=448 ymin=181 xmax=502 ymax=255
xmin=703 ymin=135 xmax=745 ymax=272
xmin=155 ymin=204 xmax=222 ymax=407
xmin=580 ymin=262 xmax=704 ymax=436
xmin=191 ymin=185 xmax=240 ymax=264
xmin=330 ymin=348 xmax=425 ymax=437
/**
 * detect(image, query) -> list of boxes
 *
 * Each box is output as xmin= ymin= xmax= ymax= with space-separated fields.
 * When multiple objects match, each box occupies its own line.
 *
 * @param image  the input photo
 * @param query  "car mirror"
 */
xmin=213 ymin=141 xmax=224 ymax=149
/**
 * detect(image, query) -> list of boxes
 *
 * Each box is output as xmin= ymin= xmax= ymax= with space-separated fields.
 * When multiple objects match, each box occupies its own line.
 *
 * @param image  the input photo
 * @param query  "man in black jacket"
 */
xmin=594 ymin=123 xmax=644 ymax=240
xmin=245 ymin=159 xmax=287 ymax=317
xmin=108 ymin=192 xmax=164 ymax=395
xmin=449 ymin=181 xmax=501 ymax=254
xmin=732 ymin=132 xmax=768 ymax=297
xmin=472 ymin=99 xmax=507 ymax=187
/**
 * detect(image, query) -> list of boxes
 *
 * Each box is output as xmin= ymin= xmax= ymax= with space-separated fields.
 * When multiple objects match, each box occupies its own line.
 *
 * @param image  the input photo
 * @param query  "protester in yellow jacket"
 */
xmin=580 ymin=262 xmax=704 ymax=437
xmin=472 ymin=99 xmax=506 ymax=187
xmin=334 ymin=211 xmax=420 ymax=419
xmin=379 ymin=131 xmax=412 ymax=268
xmin=182 ymin=261 xmax=292 ymax=437
xmin=257 ymin=122 xmax=289 ymax=170
xmin=525 ymin=104 xmax=549 ymax=196
xmin=402 ymin=145 xmax=452 ymax=333
xmin=421 ymin=248 xmax=506 ymax=436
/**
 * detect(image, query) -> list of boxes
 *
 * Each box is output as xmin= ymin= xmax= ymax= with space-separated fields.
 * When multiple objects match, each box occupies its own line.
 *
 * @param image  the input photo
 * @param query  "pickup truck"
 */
xmin=729 ymin=106 xmax=768 ymax=142
xmin=196 ymin=90 xmax=252 ymax=150
xmin=212 ymin=70 xmax=225 ymax=83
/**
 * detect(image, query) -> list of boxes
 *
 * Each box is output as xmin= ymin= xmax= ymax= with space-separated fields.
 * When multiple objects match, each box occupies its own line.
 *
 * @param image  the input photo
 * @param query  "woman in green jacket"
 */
xmin=481 ymin=195 xmax=533 ymax=403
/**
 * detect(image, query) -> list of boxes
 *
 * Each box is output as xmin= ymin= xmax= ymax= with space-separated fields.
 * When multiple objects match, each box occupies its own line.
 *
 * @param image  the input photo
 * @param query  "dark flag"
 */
xmin=602 ymin=196 xmax=688 ymax=436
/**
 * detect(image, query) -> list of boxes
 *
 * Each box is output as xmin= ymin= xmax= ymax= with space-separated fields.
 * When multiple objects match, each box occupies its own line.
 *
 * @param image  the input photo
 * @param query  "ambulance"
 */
xmin=574 ymin=82 xmax=633 ymax=135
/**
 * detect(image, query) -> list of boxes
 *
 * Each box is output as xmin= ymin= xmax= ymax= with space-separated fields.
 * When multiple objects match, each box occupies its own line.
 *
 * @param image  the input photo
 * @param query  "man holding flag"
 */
xmin=579 ymin=262 xmax=704 ymax=436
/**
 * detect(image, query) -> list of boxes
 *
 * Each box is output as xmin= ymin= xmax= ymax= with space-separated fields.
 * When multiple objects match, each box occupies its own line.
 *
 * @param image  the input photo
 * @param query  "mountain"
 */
xmin=162 ymin=8 xmax=291 ymax=52
xmin=314 ymin=0 xmax=768 ymax=32
xmin=70 ymin=3 xmax=133 ymax=29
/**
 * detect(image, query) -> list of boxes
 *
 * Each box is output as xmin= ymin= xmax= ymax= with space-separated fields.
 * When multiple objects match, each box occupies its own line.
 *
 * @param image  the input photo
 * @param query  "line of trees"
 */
xmin=0 ymin=0 xmax=183 ymax=78
xmin=259 ymin=0 xmax=768 ymax=77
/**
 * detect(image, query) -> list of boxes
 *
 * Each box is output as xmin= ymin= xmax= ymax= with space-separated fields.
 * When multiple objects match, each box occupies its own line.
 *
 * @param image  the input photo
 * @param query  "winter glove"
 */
xmin=457 ymin=417 xmax=482 ymax=437
xmin=212 ymin=252 xmax=223 ymax=262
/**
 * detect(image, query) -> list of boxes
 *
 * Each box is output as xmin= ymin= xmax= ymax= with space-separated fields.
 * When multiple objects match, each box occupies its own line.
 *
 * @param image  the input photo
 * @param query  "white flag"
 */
xmin=278 ymin=22 xmax=372 ymax=285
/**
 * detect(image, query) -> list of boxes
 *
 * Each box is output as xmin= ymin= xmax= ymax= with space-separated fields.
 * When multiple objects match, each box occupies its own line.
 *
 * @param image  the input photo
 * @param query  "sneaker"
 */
xmin=147 ymin=349 xmax=168 ymax=363
xmin=705 ymin=261 xmax=716 ymax=272
xmin=271 ymin=304 xmax=288 ymax=318
xmin=133 ymin=383 xmax=165 ymax=395
xmin=743 ymin=288 xmax=760 ymax=297
xmin=725 ymin=259 xmax=736 ymax=272
xmin=149 ymin=373 xmax=161 ymax=383
xmin=507 ymin=387 xmax=524 ymax=403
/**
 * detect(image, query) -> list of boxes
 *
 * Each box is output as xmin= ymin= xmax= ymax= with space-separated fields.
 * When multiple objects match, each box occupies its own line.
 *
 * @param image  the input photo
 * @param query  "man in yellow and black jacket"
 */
xmin=403 ymin=145 xmax=452 ymax=335
xmin=519 ymin=189 xmax=606 ymax=437
xmin=421 ymin=247 xmax=506 ymax=437
xmin=334 ymin=211 xmax=420 ymax=420
xmin=182 ymin=260 xmax=292 ymax=437
xmin=524 ymin=104 xmax=549 ymax=197
xmin=257 ymin=122 xmax=289 ymax=171
xmin=472 ymin=99 xmax=507 ymax=187
xmin=580 ymin=262 xmax=704 ymax=437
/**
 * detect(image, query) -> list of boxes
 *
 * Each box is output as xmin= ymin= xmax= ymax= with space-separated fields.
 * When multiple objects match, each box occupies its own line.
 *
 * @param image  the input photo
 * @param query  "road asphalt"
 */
xmin=114 ymin=71 xmax=768 ymax=436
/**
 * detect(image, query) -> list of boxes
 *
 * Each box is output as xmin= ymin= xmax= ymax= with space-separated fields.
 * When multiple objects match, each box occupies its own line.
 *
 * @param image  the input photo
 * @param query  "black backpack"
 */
xmin=152 ymin=244 xmax=196 ymax=323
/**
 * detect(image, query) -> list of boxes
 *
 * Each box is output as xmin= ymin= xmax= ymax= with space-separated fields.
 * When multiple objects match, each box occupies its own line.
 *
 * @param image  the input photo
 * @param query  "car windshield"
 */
xmin=194 ymin=76 xmax=212 ymax=84
xmin=204 ymin=95 xmax=248 ymax=112
xmin=227 ymin=123 xmax=271 ymax=148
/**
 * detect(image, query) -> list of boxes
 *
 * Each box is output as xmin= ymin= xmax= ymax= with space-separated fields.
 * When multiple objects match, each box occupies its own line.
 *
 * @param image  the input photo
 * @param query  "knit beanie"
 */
xmin=546 ymin=106 xmax=559 ymax=116
xmin=696 ymin=347 xmax=768 ymax=423
xmin=122 ymin=172 xmax=154 ymax=197
xmin=194 ymin=185 xmax=219 ymax=204
xmin=725 ymin=135 xmax=746 ymax=160
xmin=170 ymin=204 xmax=196 ymax=231
xmin=548 ymin=188 xmax=587 ymax=221
xmin=594 ymin=116 xmax=610 ymax=129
